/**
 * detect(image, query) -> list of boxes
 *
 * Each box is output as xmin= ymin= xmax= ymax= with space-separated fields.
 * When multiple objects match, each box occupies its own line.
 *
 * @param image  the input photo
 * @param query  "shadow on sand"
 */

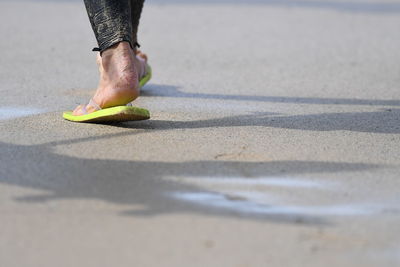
xmin=0 ymin=137 xmax=379 ymax=226
xmin=143 ymin=84 xmax=400 ymax=107
xmin=1 ymin=85 xmax=397 ymax=225
xmin=138 ymin=84 xmax=400 ymax=134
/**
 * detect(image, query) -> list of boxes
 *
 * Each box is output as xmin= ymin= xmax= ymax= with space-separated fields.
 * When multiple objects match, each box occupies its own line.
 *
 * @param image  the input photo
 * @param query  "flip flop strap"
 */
xmin=79 ymin=105 xmax=88 ymax=115
xmin=89 ymin=99 xmax=102 ymax=111
xmin=80 ymin=99 xmax=132 ymax=115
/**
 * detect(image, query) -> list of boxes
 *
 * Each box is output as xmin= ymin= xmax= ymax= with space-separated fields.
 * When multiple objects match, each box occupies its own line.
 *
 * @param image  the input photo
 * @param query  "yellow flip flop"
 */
xmin=63 ymin=65 xmax=152 ymax=123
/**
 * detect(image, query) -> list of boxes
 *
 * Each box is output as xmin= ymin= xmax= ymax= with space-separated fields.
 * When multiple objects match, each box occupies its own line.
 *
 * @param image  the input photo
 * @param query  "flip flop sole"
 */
xmin=63 ymin=106 xmax=150 ymax=123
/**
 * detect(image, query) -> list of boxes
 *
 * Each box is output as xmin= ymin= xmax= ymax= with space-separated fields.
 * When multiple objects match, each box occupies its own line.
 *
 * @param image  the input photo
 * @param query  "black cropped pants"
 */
xmin=83 ymin=0 xmax=145 ymax=52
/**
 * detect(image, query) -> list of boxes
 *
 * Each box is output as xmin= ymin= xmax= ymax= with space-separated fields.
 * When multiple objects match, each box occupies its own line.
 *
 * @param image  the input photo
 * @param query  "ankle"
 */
xmin=102 ymin=41 xmax=132 ymax=55
xmin=102 ymin=41 xmax=134 ymax=63
xmin=101 ymin=42 xmax=136 ymax=76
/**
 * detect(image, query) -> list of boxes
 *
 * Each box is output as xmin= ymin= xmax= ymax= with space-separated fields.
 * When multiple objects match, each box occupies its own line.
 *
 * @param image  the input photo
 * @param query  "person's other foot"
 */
xmin=133 ymin=49 xmax=149 ymax=80
xmin=73 ymin=42 xmax=149 ymax=115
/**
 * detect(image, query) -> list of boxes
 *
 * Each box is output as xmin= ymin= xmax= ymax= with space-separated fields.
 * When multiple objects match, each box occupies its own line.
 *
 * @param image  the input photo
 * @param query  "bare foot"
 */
xmin=73 ymin=42 xmax=149 ymax=115
xmin=133 ymin=49 xmax=149 ymax=79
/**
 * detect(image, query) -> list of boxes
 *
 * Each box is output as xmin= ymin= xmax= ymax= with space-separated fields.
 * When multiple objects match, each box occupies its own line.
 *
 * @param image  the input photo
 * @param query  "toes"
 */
xmin=72 ymin=102 xmax=101 ymax=116
xmin=72 ymin=105 xmax=85 ymax=116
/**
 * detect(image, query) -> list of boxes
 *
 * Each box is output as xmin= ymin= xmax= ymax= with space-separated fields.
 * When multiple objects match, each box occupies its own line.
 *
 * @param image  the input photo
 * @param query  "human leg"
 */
xmin=73 ymin=0 xmax=148 ymax=116
xmin=83 ymin=0 xmax=134 ymax=52
xmin=130 ymin=0 xmax=149 ymax=82
xmin=131 ymin=0 xmax=145 ymax=49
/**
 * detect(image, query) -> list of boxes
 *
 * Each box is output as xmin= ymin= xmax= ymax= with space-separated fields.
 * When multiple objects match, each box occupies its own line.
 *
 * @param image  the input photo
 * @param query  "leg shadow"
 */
xmin=0 ymin=140 xmax=380 ymax=226
xmin=142 ymin=84 xmax=400 ymax=107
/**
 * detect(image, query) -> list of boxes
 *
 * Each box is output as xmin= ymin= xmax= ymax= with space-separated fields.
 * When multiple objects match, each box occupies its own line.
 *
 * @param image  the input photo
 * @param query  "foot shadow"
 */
xmin=116 ymin=108 xmax=400 ymax=134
